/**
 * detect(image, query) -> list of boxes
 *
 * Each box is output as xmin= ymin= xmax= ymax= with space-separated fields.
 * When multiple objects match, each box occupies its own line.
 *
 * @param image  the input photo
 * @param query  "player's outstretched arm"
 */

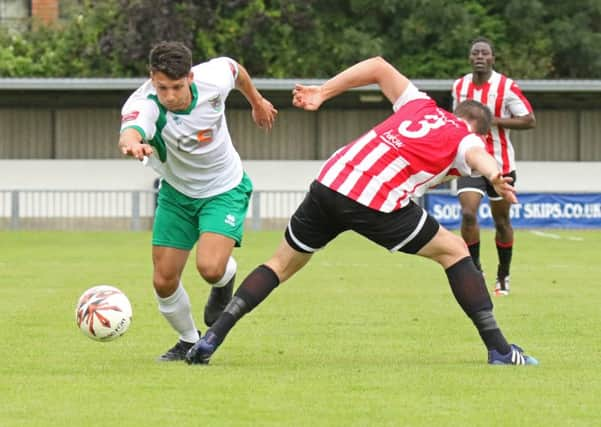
xmin=493 ymin=113 xmax=536 ymax=130
xmin=465 ymin=146 xmax=518 ymax=204
xmin=235 ymin=63 xmax=278 ymax=131
xmin=292 ymin=56 xmax=410 ymax=111
xmin=119 ymin=128 xmax=154 ymax=161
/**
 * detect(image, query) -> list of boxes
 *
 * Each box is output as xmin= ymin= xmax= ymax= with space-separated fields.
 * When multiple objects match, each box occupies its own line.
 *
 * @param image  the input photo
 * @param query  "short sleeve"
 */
xmin=451 ymin=79 xmax=461 ymax=110
xmin=120 ymin=96 xmax=159 ymax=141
xmin=505 ymin=81 xmax=533 ymax=117
xmin=392 ymin=83 xmax=430 ymax=112
xmin=197 ymin=57 xmax=238 ymax=97
xmin=454 ymin=134 xmax=486 ymax=176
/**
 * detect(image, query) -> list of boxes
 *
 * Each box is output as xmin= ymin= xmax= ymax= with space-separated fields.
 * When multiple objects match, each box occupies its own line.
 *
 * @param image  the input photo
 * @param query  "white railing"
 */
xmin=0 ymin=189 xmax=311 ymax=231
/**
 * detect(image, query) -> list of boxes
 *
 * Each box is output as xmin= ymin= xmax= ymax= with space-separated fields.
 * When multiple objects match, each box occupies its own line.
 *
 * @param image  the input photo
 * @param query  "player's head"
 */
xmin=149 ymin=41 xmax=194 ymax=111
xmin=454 ymin=99 xmax=492 ymax=135
xmin=469 ymin=36 xmax=495 ymax=73
xmin=149 ymin=41 xmax=192 ymax=79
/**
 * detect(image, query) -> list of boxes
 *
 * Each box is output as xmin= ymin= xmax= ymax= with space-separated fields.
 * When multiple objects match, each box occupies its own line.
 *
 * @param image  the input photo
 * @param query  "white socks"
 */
xmin=156 ymin=283 xmax=199 ymax=344
xmin=211 ymin=256 xmax=237 ymax=288
xmin=155 ymin=257 xmax=236 ymax=342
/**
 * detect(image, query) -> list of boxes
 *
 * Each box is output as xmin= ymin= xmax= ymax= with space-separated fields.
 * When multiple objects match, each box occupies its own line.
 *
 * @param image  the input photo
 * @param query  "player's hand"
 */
xmin=120 ymin=141 xmax=154 ymax=161
xmin=292 ymin=84 xmax=324 ymax=111
xmin=252 ymin=98 xmax=278 ymax=131
xmin=490 ymin=173 xmax=518 ymax=204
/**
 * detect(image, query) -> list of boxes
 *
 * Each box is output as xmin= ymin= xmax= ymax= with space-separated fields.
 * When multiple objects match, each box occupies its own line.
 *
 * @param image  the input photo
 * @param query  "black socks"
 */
xmin=496 ymin=241 xmax=513 ymax=278
xmin=445 ymin=257 xmax=511 ymax=354
xmin=467 ymin=241 xmax=481 ymax=271
xmin=208 ymin=264 xmax=280 ymax=345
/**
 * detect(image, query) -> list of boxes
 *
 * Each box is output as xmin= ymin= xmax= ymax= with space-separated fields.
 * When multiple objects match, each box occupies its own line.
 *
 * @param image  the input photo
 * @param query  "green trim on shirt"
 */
xmin=173 ymin=83 xmax=199 ymax=115
xmin=144 ymin=83 xmax=198 ymax=162
xmin=147 ymin=94 xmax=168 ymax=162
xmin=120 ymin=125 xmax=146 ymax=140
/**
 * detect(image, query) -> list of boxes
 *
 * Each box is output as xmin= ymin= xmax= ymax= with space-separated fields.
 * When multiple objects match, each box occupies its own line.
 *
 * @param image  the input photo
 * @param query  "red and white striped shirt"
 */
xmin=452 ymin=70 xmax=533 ymax=174
xmin=317 ymin=85 xmax=484 ymax=213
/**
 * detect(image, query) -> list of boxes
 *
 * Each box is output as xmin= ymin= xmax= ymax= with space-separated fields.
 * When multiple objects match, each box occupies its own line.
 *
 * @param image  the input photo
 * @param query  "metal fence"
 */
xmin=0 ymin=189 xmax=310 ymax=231
xmin=0 ymin=186 xmax=456 ymax=231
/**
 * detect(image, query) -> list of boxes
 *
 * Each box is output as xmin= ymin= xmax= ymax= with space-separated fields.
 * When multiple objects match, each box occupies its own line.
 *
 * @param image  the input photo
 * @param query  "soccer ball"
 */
xmin=75 ymin=285 xmax=132 ymax=341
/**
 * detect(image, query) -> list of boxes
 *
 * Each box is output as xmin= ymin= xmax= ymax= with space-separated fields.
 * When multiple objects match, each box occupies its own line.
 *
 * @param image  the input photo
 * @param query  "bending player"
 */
xmin=186 ymin=56 xmax=538 ymax=366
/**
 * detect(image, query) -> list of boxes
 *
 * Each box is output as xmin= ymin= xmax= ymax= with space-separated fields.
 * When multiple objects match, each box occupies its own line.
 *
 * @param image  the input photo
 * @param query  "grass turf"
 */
xmin=0 ymin=229 xmax=600 ymax=426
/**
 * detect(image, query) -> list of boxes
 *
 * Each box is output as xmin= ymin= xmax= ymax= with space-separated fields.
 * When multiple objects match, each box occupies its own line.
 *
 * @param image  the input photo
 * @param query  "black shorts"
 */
xmin=285 ymin=181 xmax=440 ymax=254
xmin=456 ymin=171 xmax=517 ymax=201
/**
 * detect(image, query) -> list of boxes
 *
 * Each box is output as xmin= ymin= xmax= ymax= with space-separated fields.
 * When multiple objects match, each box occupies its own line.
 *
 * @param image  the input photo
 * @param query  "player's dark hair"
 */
xmin=149 ymin=41 xmax=192 ymax=79
xmin=454 ymin=99 xmax=492 ymax=135
xmin=470 ymin=36 xmax=495 ymax=56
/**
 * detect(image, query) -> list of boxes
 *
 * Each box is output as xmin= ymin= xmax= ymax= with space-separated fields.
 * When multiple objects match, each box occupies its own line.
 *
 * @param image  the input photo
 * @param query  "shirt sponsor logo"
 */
xmin=121 ymin=111 xmax=139 ymax=122
xmin=197 ymin=129 xmax=214 ymax=145
xmin=379 ymin=129 xmax=403 ymax=149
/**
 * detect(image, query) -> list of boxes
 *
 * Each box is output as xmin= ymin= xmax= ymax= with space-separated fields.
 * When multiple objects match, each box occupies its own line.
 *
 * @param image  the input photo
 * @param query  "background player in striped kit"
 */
xmin=185 ymin=56 xmax=538 ymax=366
xmin=452 ymin=36 xmax=536 ymax=296
xmin=119 ymin=41 xmax=277 ymax=361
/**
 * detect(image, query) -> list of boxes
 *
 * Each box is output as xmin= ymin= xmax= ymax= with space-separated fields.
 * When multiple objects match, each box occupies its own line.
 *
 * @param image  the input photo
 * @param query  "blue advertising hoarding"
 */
xmin=424 ymin=193 xmax=601 ymax=229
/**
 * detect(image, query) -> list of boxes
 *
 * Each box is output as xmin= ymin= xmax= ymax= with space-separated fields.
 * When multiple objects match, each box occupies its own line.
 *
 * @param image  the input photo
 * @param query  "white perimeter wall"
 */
xmin=1 ymin=160 xmax=600 ymax=192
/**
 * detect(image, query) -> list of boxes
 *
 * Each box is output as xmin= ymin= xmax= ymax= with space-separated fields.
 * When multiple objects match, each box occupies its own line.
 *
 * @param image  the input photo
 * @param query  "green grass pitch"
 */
xmin=1 ymin=229 xmax=600 ymax=426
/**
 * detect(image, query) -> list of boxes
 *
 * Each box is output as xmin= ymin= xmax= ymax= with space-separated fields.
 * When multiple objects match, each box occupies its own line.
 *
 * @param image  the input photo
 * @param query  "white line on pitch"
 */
xmin=530 ymin=230 xmax=561 ymax=239
xmin=529 ymin=230 xmax=584 ymax=241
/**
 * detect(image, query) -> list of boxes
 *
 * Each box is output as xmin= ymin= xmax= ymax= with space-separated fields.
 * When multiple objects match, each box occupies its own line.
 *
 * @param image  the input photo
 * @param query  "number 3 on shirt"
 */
xmin=398 ymin=113 xmax=446 ymax=139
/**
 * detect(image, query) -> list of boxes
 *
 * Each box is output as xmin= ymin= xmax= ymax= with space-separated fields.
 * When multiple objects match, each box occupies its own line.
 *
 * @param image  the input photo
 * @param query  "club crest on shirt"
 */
xmin=208 ymin=95 xmax=222 ymax=112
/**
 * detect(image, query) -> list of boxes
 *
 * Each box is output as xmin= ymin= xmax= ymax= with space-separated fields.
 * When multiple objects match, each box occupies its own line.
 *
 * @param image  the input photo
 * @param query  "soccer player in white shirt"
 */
xmin=119 ymin=41 xmax=277 ymax=361
xmin=452 ymin=37 xmax=536 ymax=296
xmin=185 ymin=56 xmax=538 ymax=366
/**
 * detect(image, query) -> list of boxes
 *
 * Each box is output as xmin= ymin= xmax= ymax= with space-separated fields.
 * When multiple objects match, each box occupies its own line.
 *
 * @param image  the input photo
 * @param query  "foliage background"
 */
xmin=0 ymin=0 xmax=600 ymax=78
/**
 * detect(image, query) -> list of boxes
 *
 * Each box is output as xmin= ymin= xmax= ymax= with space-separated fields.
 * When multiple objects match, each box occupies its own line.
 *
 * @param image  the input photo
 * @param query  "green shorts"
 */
xmin=152 ymin=173 xmax=253 ymax=250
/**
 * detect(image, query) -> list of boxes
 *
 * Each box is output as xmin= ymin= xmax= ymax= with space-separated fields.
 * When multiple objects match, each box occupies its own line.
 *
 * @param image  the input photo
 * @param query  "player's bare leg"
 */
xmin=153 ymin=246 xmax=189 ymax=297
xmin=196 ymin=232 xmax=237 ymax=326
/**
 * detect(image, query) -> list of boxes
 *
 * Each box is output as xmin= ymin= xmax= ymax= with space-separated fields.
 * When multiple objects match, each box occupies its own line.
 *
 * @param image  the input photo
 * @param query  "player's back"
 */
xmin=374 ymin=98 xmax=470 ymax=174
xmin=317 ymin=97 xmax=479 ymax=212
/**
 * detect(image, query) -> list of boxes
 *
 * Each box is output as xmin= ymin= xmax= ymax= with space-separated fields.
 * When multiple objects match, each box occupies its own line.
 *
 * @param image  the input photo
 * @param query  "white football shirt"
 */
xmin=120 ymin=57 xmax=243 ymax=198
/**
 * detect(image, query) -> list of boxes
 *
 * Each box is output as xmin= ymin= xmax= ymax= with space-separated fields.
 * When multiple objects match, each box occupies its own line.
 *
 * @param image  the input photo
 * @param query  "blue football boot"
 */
xmin=185 ymin=331 xmax=219 ymax=365
xmin=488 ymin=344 xmax=539 ymax=365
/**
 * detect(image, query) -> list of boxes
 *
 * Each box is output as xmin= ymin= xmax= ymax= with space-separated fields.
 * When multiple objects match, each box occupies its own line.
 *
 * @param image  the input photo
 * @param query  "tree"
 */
xmin=0 ymin=0 xmax=598 ymax=78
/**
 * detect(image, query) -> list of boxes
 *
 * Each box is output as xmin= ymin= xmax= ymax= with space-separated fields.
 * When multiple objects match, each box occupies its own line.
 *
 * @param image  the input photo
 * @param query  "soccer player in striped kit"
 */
xmin=185 ymin=56 xmax=538 ymax=366
xmin=452 ymin=37 xmax=536 ymax=296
